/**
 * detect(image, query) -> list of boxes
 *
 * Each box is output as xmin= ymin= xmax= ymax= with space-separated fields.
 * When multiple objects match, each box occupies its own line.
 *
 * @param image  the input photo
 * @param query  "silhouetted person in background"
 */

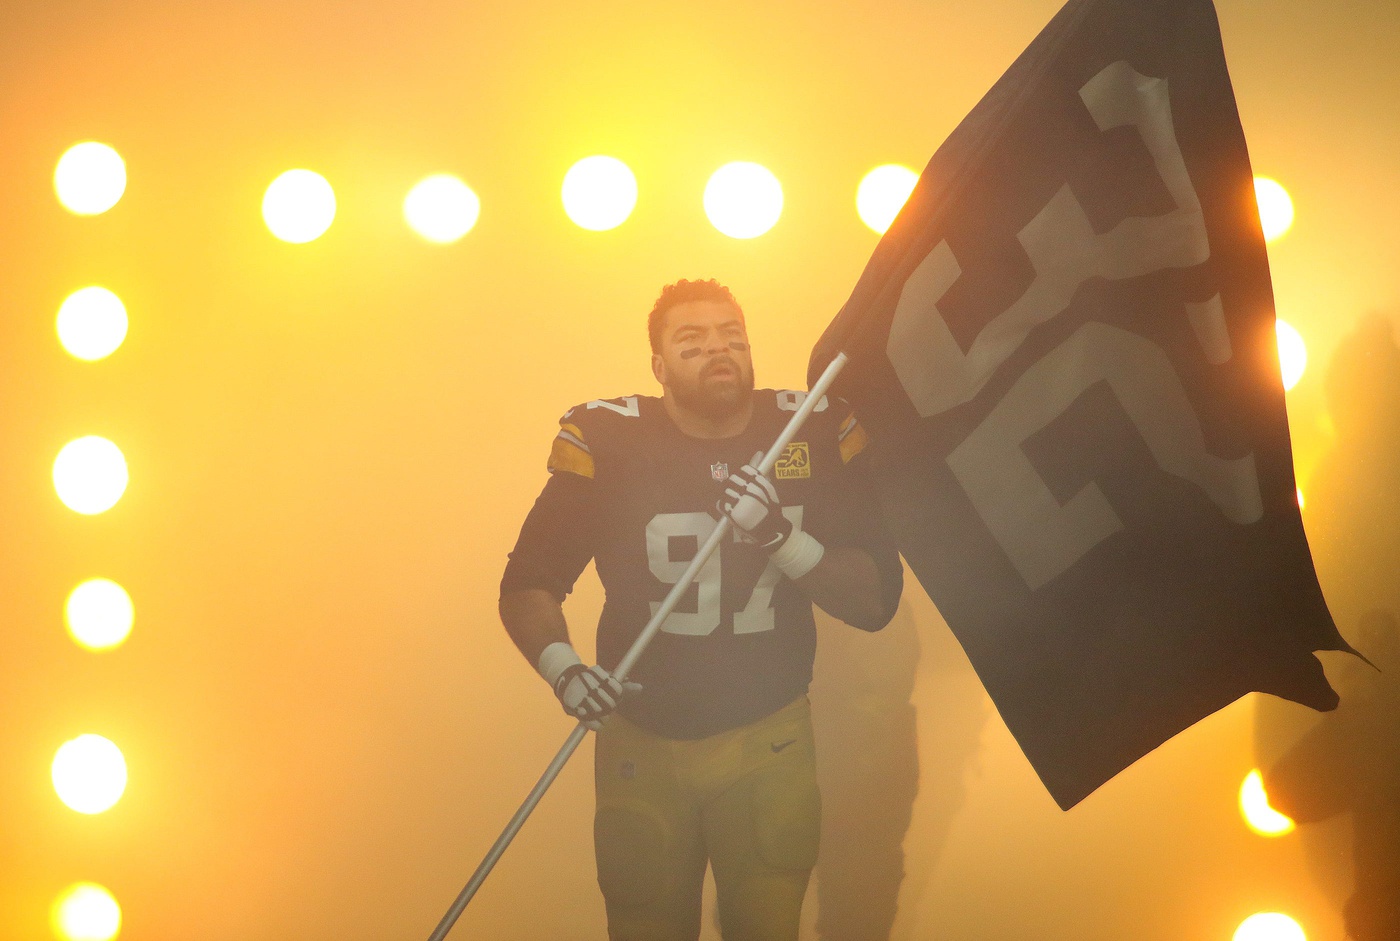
xmin=809 ymin=604 xmax=920 ymax=941
xmin=1255 ymin=313 xmax=1400 ymax=940
xmin=808 ymin=589 xmax=990 ymax=941
xmin=1266 ymin=610 xmax=1400 ymax=941
xmin=1305 ymin=313 xmax=1400 ymax=625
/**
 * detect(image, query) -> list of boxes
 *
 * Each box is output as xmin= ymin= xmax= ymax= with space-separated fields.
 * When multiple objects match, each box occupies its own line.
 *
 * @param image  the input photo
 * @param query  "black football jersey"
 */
xmin=501 ymin=389 xmax=900 ymax=739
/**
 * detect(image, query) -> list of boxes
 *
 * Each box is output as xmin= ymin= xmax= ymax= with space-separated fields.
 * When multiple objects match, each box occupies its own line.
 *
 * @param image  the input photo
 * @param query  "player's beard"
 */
xmin=671 ymin=355 xmax=755 ymax=422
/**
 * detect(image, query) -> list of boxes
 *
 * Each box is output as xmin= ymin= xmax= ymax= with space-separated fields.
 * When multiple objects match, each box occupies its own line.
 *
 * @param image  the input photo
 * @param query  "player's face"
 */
xmin=652 ymin=300 xmax=755 ymax=420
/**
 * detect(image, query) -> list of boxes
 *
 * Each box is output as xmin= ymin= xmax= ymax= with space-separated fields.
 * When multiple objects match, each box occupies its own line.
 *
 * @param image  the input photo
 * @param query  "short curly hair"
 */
xmin=647 ymin=279 xmax=744 ymax=354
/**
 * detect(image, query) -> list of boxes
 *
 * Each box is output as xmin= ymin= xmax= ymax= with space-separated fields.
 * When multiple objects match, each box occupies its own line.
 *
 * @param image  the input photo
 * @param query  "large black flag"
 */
xmin=811 ymin=0 xmax=1355 ymax=809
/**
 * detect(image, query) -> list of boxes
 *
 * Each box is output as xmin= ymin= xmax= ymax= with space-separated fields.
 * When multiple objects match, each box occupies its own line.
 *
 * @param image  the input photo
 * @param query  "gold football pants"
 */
xmin=593 ymin=696 xmax=821 ymax=941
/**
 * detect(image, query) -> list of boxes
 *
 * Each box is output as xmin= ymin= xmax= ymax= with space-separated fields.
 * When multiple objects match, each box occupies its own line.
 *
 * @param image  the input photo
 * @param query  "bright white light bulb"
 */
xmin=1254 ymin=177 xmax=1294 ymax=243
xmin=52 ymin=734 xmax=128 ymax=814
xmin=66 ymin=579 xmax=135 ymax=651
xmin=1276 ymin=319 xmax=1307 ymax=391
xmin=262 ymin=169 xmax=336 ymax=243
xmin=53 ymin=437 xmax=129 ymax=515
xmin=57 ymin=287 xmax=128 ymax=361
xmin=51 ymin=882 xmax=122 ymax=941
xmin=561 ymin=156 xmax=638 ymax=231
xmin=404 ymin=174 xmax=481 ymax=243
xmin=54 ymin=142 xmax=127 ymax=215
xmin=1234 ymin=911 xmax=1306 ymax=941
xmin=856 ymin=164 xmax=919 ymax=234
xmin=1239 ymin=769 xmax=1295 ymax=836
xmin=704 ymin=162 xmax=783 ymax=239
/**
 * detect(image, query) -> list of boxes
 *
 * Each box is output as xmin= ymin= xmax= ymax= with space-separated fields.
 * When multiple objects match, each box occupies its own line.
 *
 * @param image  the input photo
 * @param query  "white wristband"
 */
xmin=537 ymin=641 xmax=583 ymax=688
xmin=770 ymin=530 xmax=825 ymax=580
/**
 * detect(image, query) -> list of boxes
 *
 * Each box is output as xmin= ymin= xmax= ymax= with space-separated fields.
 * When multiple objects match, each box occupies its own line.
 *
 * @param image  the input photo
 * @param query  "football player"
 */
xmin=499 ymin=278 xmax=903 ymax=941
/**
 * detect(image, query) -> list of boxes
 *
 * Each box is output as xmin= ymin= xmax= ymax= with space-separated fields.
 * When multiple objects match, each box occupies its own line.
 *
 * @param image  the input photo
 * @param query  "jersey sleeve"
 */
xmin=500 ymin=407 xmax=598 ymax=601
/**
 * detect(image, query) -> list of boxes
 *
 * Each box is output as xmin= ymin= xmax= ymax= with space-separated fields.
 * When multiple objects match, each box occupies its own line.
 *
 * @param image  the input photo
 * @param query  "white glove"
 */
xmin=717 ymin=457 xmax=826 ymax=580
xmin=717 ymin=461 xmax=792 ymax=550
xmin=537 ymin=642 xmax=642 ymax=731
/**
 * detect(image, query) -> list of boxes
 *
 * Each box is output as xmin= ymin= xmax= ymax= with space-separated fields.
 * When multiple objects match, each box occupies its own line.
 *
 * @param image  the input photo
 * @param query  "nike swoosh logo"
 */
xmin=771 ymin=739 xmax=798 ymax=754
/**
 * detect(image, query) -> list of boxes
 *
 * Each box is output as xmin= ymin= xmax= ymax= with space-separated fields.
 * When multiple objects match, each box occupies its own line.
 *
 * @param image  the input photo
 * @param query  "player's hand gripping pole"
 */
xmin=425 ymin=352 xmax=850 ymax=941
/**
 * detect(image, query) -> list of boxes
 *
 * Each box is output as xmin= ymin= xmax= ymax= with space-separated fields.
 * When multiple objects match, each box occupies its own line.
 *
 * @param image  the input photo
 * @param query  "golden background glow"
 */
xmin=2 ymin=1 xmax=1397 ymax=939
xmin=50 ymin=883 xmax=122 ymax=941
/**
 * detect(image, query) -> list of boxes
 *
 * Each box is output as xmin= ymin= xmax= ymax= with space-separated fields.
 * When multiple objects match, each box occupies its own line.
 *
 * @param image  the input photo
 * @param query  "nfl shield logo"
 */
xmin=710 ymin=462 xmax=729 ymax=482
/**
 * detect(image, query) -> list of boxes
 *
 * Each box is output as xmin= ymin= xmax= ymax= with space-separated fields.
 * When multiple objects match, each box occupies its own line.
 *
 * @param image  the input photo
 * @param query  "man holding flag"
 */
xmin=499 ymin=278 xmax=903 ymax=941
xmin=443 ymin=0 xmax=1361 ymax=935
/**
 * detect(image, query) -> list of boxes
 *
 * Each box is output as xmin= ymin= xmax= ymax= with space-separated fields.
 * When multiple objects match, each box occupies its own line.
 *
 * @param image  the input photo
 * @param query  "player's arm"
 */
xmin=499 ymin=419 xmax=639 ymax=729
xmin=499 ymin=587 xmax=571 ymax=674
xmin=789 ymin=545 xmax=890 ymax=632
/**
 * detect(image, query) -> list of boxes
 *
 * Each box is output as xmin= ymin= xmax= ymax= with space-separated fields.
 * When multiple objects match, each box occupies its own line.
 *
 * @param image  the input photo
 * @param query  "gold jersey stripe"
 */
xmin=839 ymin=419 xmax=869 ymax=464
xmin=560 ymin=422 xmax=587 ymax=447
xmin=549 ymin=436 xmax=595 ymax=478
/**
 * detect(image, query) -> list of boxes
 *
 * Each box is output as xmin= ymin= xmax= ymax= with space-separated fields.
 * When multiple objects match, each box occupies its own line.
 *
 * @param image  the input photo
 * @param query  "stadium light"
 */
xmin=65 ymin=579 xmax=135 ymax=652
xmin=857 ymin=164 xmax=919 ymax=234
xmin=263 ymin=169 xmax=336 ymax=243
xmin=57 ymin=287 xmax=128 ymax=362
xmin=561 ymin=156 xmax=638 ymax=231
xmin=1254 ymin=177 xmax=1294 ymax=243
xmin=51 ymin=883 xmax=122 ymax=941
xmin=52 ymin=735 xmax=128 ymax=815
xmin=404 ymin=174 xmax=481 ymax=243
xmin=54 ymin=143 xmax=126 ymax=216
xmin=704 ymin=162 xmax=783 ymax=239
xmin=53 ymin=437 xmax=129 ymax=515
xmin=1239 ymin=769 xmax=1295 ymax=836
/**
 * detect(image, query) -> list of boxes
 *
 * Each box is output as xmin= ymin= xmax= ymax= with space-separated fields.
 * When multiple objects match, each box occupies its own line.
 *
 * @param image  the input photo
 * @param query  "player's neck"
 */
xmin=661 ymin=392 xmax=753 ymax=439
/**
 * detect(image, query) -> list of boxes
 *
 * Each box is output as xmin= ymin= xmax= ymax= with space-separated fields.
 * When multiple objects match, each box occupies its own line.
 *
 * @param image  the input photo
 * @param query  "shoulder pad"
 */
xmin=768 ymin=390 xmax=868 ymax=463
xmin=576 ymin=395 xmax=642 ymax=419
xmin=549 ymin=396 xmax=648 ymax=478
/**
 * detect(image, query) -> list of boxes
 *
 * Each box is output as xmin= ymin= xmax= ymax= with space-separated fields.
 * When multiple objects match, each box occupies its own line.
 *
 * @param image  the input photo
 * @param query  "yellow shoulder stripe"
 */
xmin=838 ymin=415 xmax=869 ymax=464
xmin=548 ymin=437 xmax=595 ymax=478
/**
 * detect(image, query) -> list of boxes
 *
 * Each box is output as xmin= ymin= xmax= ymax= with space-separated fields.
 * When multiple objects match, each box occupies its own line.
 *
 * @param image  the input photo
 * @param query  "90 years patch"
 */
xmin=774 ymin=442 xmax=811 ymax=479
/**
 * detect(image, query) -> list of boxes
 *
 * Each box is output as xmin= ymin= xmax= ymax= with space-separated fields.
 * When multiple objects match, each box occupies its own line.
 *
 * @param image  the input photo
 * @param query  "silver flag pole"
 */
xmin=426 ymin=351 xmax=849 ymax=941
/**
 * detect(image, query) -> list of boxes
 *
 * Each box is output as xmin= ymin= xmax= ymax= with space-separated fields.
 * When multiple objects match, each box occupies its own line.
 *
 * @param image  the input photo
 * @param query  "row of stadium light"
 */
xmin=58 ymin=142 xmax=920 ymax=240
xmin=48 ymin=140 xmax=1312 ymax=940
xmin=56 ymin=141 xmax=1299 ymax=243
xmin=49 ymin=146 xmax=132 ymax=941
